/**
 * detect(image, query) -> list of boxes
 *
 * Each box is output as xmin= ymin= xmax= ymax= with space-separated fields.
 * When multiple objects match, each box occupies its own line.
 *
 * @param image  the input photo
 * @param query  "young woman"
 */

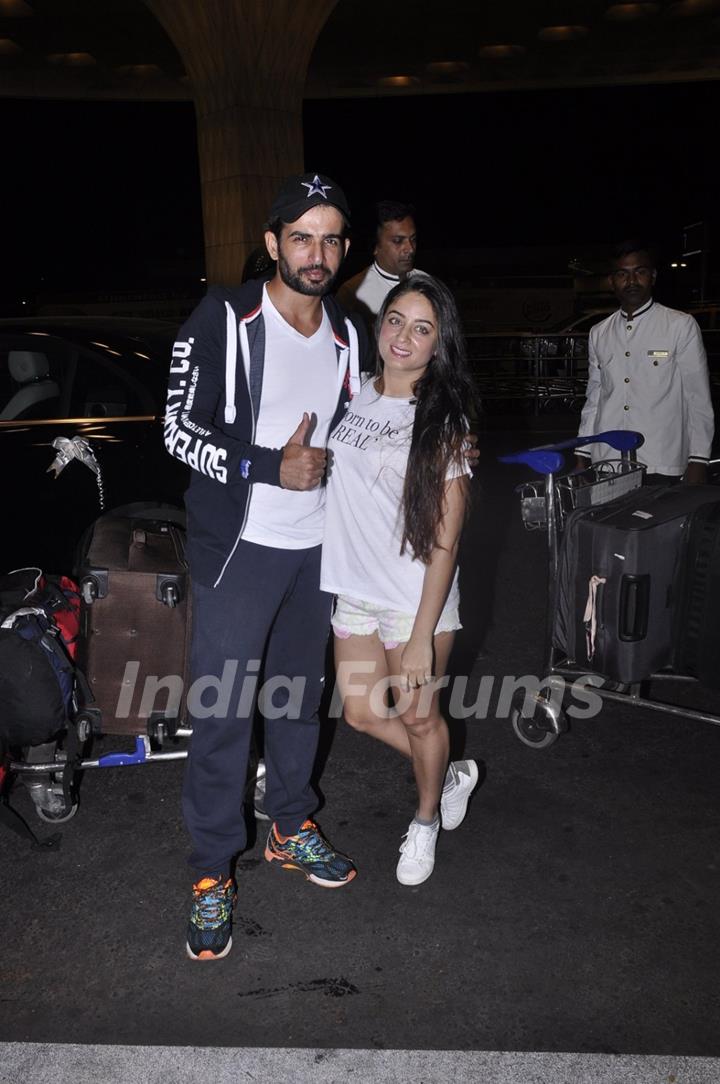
xmin=321 ymin=274 xmax=479 ymax=885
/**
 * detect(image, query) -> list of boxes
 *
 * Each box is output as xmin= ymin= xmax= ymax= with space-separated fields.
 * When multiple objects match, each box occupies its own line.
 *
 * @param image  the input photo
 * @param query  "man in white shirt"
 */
xmin=166 ymin=173 xmax=367 ymax=962
xmin=575 ymin=241 xmax=714 ymax=484
xmin=337 ymin=201 xmax=420 ymax=330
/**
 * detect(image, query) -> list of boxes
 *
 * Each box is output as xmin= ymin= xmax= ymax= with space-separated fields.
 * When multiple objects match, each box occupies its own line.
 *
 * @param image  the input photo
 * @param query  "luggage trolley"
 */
xmin=6 ymin=711 xmax=265 ymax=830
xmin=499 ymin=430 xmax=720 ymax=748
xmin=1 ymin=448 xmax=269 ymax=835
xmin=2 ymin=504 xmax=263 ymax=832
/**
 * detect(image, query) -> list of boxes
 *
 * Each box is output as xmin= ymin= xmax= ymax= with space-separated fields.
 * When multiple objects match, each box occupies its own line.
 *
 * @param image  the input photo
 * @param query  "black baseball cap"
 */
xmin=267 ymin=172 xmax=350 ymax=226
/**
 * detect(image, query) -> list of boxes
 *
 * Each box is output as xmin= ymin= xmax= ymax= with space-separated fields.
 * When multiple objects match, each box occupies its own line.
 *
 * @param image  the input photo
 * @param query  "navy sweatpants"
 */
xmin=182 ymin=540 xmax=332 ymax=877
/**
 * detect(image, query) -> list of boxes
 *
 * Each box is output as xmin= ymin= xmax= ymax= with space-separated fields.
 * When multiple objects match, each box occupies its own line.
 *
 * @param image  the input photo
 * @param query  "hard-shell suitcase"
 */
xmin=554 ymin=484 xmax=720 ymax=684
xmin=77 ymin=510 xmax=191 ymax=736
xmin=672 ymin=500 xmax=720 ymax=688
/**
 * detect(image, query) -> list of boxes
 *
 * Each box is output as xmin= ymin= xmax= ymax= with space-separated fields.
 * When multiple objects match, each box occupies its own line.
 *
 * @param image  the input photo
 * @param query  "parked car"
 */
xmin=544 ymin=303 xmax=720 ymax=369
xmin=554 ymin=310 xmax=614 ymax=335
xmin=520 ymin=309 xmax=614 ymax=365
xmin=0 ymin=317 xmax=188 ymax=573
xmin=687 ymin=302 xmax=720 ymax=330
xmin=687 ymin=303 xmax=720 ymax=367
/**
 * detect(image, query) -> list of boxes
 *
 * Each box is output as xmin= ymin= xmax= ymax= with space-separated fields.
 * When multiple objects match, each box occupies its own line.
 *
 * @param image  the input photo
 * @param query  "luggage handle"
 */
xmin=131 ymin=522 xmax=188 ymax=573
xmin=619 ymin=574 xmax=650 ymax=642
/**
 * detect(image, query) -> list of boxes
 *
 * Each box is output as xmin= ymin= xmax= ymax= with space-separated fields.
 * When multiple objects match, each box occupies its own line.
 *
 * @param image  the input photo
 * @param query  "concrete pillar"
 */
xmin=145 ymin=0 xmax=337 ymax=284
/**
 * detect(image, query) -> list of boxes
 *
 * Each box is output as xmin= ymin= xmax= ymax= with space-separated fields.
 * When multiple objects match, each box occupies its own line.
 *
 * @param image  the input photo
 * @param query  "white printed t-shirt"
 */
xmin=321 ymin=377 xmax=468 ymax=613
xmin=241 ymin=285 xmax=338 ymax=549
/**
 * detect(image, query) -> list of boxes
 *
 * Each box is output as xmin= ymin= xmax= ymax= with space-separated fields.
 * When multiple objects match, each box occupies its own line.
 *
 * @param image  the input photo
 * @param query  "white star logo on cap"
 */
xmin=301 ymin=175 xmax=332 ymax=200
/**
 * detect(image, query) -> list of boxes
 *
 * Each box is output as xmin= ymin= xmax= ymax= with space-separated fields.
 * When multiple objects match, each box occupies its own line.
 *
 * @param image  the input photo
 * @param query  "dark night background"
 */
xmin=2 ymin=79 xmax=719 ymax=302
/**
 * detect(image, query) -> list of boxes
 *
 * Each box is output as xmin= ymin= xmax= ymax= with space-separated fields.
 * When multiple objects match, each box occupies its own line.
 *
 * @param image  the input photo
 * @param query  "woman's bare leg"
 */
xmin=384 ymin=631 xmax=455 ymax=821
xmin=334 ymin=632 xmax=412 ymax=758
xmin=335 ymin=630 xmax=455 ymax=821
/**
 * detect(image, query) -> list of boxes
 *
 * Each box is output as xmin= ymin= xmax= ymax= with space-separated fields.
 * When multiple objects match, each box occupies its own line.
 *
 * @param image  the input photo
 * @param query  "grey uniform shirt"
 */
xmin=578 ymin=300 xmax=714 ymax=475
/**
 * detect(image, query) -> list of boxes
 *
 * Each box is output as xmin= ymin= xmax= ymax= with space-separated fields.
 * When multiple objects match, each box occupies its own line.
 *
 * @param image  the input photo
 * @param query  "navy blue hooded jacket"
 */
xmin=164 ymin=280 xmax=367 ymax=587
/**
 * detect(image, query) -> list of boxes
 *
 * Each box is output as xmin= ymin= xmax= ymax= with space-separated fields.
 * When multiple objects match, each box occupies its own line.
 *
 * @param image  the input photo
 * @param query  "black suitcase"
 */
xmin=554 ymin=484 xmax=720 ymax=684
xmin=76 ymin=508 xmax=191 ymax=736
xmin=672 ymin=501 xmax=720 ymax=688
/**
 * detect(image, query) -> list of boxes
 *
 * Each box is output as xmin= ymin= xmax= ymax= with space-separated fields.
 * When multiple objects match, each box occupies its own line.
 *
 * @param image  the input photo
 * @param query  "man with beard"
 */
xmin=575 ymin=240 xmax=714 ymax=484
xmin=165 ymin=173 xmax=366 ymax=961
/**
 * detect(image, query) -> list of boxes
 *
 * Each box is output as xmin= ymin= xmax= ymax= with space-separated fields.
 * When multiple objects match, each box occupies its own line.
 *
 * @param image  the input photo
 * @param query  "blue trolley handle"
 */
xmin=97 ymin=736 xmax=148 ymax=767
xmin=498 ymin=430 xmax=644 ymax=476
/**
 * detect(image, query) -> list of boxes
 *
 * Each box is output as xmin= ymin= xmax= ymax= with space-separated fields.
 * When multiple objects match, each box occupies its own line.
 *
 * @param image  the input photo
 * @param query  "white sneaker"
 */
xmin=396 ymin=819 xmax=439 ymax=885
xmin=440 ymin=760 xmax=479 ymax=830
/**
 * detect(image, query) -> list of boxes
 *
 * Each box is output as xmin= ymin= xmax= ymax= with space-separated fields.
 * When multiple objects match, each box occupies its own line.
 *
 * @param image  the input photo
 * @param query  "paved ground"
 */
xmin=2 ymin=424 xmax=720 ymax=1082
xmin=2 ymin=1045 xmax=720 ymax=1083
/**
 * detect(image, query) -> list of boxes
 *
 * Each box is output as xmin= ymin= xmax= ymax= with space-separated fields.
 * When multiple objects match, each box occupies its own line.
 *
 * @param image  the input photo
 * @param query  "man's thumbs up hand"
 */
xmin=286 ymin=412 xmax=312 ymax=447
xmin=280 ymin=413 xmax=326 ymax=490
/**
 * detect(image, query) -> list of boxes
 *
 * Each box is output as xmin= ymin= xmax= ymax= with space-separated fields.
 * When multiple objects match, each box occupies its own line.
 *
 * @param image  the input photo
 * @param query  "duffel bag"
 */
xmin=0 ymin=568 xmax=82 ymax=747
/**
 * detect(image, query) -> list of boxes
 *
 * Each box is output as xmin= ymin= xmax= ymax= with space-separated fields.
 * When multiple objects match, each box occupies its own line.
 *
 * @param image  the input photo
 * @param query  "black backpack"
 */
xmin=0 ymin=569 xmax=89 ymax=847
xmin=0 ymin=568 xmax=81 ymax=748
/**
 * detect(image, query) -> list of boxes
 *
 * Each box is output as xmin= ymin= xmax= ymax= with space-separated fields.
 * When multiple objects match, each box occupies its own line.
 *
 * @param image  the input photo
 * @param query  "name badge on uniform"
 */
xmin=647 ymin=350 xmax=669 ymax=358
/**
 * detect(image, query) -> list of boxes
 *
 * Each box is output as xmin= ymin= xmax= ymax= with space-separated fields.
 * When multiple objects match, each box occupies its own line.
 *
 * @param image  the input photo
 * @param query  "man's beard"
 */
xmin=277 ymin=251 xmax=338 ymax=296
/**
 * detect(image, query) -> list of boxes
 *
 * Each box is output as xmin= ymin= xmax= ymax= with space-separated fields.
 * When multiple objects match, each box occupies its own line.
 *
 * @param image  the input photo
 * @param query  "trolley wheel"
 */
xmin=74 ymin=712 xmax=98 ymax=743
xmin=245 ymin=757 xmax=270 ymax=822
xmin=36 ymin=799 xmax=78 ymax=824
xmin=510 ymin=698 xmax=565 ymax=750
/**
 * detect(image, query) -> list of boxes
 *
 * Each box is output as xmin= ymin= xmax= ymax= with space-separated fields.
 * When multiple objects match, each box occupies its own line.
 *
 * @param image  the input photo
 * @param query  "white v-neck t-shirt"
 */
xmin=241 ymin=285 xmax=338 ymax=549
xmin=321 ymin=377 xmax=467 ymax=613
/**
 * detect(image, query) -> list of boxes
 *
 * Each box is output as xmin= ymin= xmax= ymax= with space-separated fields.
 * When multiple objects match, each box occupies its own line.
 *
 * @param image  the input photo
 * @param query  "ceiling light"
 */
xmin=538 ymin=25 xmax=590 ymax=41
xmin=0 ymin=1 xmax=34 ymax=15
xmin=425 ymin=60 xmax=470 ymax=77
xmin=667 ymin=0 xmax=720 ymax=14
xmin=116 ymin=63 xmax=164 ymax=77
xmin=376 ymin=75 xmax=420 ymax=88
xmin=47 ymin=52 xmax=96 ymax=66
xmin=478 ymin=44 xmax=526 ymax=59
xmin=0 ymin=37 xmax=20 ymax=54
xmin=604 ymin=3 xmax=660 ymax=20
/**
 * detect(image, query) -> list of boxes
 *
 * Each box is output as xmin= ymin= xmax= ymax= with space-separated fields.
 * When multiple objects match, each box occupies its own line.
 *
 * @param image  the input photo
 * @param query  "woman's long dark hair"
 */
xmin=374 ymin=274 xmax=477 ymax=563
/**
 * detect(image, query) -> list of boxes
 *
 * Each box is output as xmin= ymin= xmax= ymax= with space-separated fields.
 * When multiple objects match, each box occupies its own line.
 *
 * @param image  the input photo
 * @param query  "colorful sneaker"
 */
xmin=440 ymin=759 xmax=479 ymax=830
xmin=264 ymin=819 xmax=357 ymax=888
xmin=396 ymin=818 xmax=439 ymax=885
xmin=186 ymin=875 xmax=236 ymax=961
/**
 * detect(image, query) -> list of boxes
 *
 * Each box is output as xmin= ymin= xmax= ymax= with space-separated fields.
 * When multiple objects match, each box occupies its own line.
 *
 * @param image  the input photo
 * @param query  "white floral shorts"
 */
xmin=332 ymin=594 xmax=461 ymax=650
